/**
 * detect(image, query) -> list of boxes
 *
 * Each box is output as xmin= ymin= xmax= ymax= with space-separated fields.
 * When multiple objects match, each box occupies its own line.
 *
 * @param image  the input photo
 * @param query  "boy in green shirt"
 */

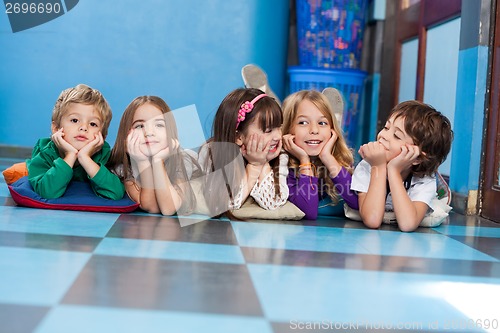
xmin=26 ymin=84 xmax=124 ymax=200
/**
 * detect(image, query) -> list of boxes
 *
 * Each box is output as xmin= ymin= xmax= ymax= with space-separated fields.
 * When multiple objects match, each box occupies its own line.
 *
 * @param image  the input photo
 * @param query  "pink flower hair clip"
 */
xmin=235 ymin=93 xmax=267 ymax=129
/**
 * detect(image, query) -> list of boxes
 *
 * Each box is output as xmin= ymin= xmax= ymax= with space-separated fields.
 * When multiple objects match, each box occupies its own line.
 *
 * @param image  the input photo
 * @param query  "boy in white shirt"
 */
xmin=351 ymin=100 xmax=453 ymax=232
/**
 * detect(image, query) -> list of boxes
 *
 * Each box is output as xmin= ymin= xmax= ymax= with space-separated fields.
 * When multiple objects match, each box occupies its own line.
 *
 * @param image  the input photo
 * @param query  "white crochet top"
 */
xmin=198 ymin=145 xmax=289 ymax=211
xmin=229 ymin=153 xmax=289 ymax=210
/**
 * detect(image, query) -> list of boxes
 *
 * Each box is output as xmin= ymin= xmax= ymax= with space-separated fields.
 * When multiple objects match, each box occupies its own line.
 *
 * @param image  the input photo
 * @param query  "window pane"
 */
xmin=398 ymin=38 xmax=418 ymax=103
xmin=423 ymin=17 xmax=461 ymax=176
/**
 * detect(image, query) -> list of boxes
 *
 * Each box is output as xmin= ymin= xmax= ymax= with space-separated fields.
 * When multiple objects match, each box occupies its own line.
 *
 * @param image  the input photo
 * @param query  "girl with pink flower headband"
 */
xmin=198 ymin=88 xmax=289 ymax=217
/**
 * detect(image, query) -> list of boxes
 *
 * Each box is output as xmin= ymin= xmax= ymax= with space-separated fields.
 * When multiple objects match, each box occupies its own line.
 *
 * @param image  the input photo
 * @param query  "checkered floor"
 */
xmin=1 ymin=179 xmax=499 ymax=333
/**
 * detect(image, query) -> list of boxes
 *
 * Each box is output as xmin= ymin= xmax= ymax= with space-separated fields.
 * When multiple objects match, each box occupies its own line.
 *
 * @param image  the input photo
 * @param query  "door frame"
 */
xmin=481 ymin=0 xmax=500 ymax=222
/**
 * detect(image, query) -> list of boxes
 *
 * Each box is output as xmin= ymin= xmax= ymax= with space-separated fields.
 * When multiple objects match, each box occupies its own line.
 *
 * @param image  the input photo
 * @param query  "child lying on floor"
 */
xmin=350 ymin=100 xmax=453 ymax=232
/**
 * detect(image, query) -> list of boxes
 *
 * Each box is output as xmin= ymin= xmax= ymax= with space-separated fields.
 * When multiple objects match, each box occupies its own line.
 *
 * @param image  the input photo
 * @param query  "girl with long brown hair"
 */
xmin=108 ymin=96 xmax=197 ymax=215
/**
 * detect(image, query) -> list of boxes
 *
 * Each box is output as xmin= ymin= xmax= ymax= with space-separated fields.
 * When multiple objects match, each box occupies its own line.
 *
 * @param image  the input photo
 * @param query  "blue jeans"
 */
xmin=317 ymin=196 xmax=345 ymax=217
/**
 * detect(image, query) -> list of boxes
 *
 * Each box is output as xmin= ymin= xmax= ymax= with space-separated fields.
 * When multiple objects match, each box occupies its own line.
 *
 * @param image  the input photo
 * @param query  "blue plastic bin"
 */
xmin=288 ymin=66 xmax=367 ymax=148
xmin=296 ymin=0 xmax=368 ymax=69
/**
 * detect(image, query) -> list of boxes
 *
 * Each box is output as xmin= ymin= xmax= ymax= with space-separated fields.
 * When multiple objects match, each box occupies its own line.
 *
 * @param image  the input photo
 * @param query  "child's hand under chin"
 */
xmin=153 ymin=138 xmax=179 ymax=161
xmin=358 ymin=141 xmax=386 ymax=167
xmin=51 ymin=128 xmax=78 ymax=157
xmin=282 ymin=134 xmax=308 ymax=162
xmin=318 ymin=129 xmax=338 ymax=163
xmin=127 ymin=129 xmax=149 ymax=162
xmin=387 ymin=144 xmax=421 ymax=173
xmin=241 ymin=133 xmax=269 ymax=167
xmin=78 ymin=132 xmax=104 ymax=159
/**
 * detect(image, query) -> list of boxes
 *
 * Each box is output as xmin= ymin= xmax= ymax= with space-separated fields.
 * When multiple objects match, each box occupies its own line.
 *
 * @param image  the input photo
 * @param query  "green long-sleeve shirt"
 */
xmin=26 ymin=138 xmax=125 ymax=200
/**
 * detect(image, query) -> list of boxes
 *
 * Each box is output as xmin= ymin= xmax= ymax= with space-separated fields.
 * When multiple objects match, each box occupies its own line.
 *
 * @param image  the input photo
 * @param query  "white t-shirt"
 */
xmin=351 ymin=160 xmax=437 ymax=211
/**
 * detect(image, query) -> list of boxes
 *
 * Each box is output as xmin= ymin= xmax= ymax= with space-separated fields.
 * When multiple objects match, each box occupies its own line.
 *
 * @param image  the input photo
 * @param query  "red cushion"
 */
xmin=8 ymin=177 xmax=139 ymax=213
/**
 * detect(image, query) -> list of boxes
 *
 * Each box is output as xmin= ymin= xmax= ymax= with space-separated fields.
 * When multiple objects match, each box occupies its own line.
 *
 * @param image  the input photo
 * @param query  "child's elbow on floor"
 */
xmin=361 ymin=214 xmax=383 ymax=229
xmin=160 ymin=208 xmax=176 ymax=216
xmin=139 ymin=204 xmax=160 ymax=214
xmin=398 ymin=222 xmax=419 ymax=233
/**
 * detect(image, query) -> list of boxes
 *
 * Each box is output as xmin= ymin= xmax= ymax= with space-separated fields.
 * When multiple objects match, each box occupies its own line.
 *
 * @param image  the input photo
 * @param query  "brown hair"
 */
xmin=389 ymin=100 xmax=453 ymax=177
xmin=203 ymin=88 xmax=283 ymax=217
xmin=211 ymin=88 xmax=282 ymax=144
xmin=52 ymin=84 xmax=112 ymax=137
xmin=108 ymin=96 xmax=197 ymax=214
xmin=282 ymin=90 xmax=354 ymax=203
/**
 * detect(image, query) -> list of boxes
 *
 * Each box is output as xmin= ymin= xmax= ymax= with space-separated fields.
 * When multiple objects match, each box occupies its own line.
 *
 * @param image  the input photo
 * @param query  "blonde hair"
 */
xmin=52 ymin=84 xmax=112 ymax=137
xmin=282 ymin=90 xmax=354 ymax=203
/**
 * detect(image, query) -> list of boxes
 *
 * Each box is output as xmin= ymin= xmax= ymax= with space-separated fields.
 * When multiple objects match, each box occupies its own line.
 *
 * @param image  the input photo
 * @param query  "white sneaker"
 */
xmin=241 ymin=64 xmax=281 ymax=105
xmin=322 ymin=87 xmax=344 ymax=126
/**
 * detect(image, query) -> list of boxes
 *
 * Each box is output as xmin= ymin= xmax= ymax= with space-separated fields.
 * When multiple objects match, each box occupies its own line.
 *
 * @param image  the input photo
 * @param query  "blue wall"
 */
xmin=0 ymin=0 xmax=289 ymax=148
